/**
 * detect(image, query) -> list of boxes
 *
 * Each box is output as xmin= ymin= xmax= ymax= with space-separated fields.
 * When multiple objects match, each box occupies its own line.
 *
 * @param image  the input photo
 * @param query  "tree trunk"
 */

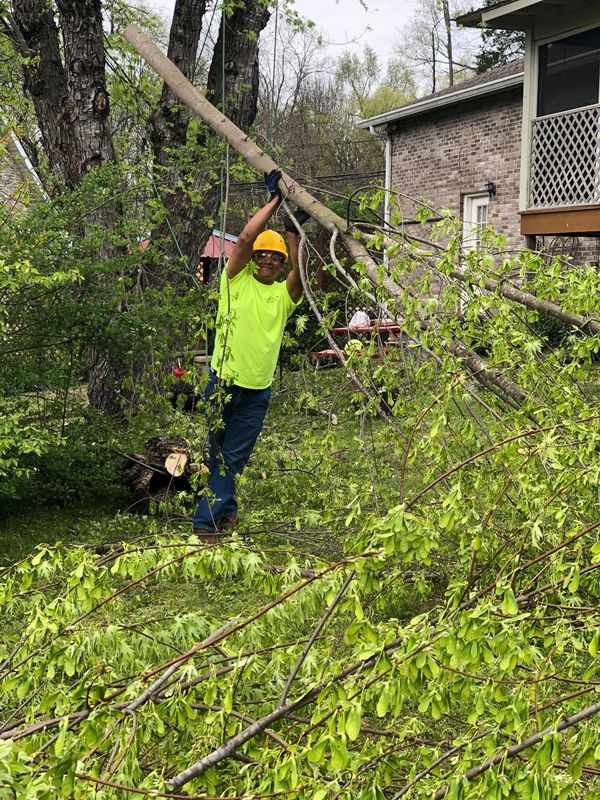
xmin=121 ymin=436 xmax=202 ymax=514
xmin=12 ymin=0 xmax=123 ymax=416
xmin=442 ymin=0 xmax=453 ymax=87
xmin=11 ymin=0 xmax=69 ymax=183
xmin=431 ymin=29 xmax=436 ymax=93
xmin=12 ymin=0 xmax=116 ymax=191
xmin=150 ymin=0 xmax=207 ymax=170
xmin=150 ymin=0 xmax=270 ymax=282
xmin=55 ymin=0 xmax=116 ymax=187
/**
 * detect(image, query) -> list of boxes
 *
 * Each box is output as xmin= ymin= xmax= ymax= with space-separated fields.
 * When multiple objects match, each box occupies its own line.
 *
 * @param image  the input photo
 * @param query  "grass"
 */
xmin=2 ymin=354 xmax=599 ymax=798
xmin=0 ymin=355 xmax=476 ymax=568
xmin=0 ymin=498 xmax=128 ymax=567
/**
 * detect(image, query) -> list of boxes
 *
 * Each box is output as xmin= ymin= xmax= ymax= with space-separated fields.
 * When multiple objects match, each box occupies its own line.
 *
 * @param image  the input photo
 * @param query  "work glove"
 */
xmin=264 ymin=168 xmax=282 ymax=199
xmin=282 ymin=208 xmax=310 ymax=232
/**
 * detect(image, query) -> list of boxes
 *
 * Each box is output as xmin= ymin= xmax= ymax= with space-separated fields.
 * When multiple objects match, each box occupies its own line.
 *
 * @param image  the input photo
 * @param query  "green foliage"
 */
xmin=475 ymin=30 xmax=525 ymax=73
xmin=280 ymin=290 xmax=348 ymax=368
xmin=0 ymin=250 xmax=80 ymax=493
xmin=1 ymin=205 xmax=599 ymax=796
xmin=0 ymin=161 xmax=216 ymax=501
xmin=335 ymin=46 xmax=416 ymax=119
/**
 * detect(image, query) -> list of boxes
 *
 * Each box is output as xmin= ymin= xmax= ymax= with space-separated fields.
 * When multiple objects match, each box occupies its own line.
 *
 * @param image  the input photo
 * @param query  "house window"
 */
xmin=462 ymin=193 xmax=489 ymax=251
xmin=537 ymin=27 xmax=600 ymax=116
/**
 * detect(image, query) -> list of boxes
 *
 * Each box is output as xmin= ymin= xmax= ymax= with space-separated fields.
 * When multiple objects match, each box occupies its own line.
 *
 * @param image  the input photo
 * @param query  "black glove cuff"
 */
xmin=283 ymin=209 xmax=310 ymax=231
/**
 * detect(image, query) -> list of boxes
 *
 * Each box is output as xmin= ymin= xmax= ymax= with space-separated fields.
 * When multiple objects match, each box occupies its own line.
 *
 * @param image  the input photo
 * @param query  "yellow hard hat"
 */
xmin=253 ymin=230 xmax=288 ymax=263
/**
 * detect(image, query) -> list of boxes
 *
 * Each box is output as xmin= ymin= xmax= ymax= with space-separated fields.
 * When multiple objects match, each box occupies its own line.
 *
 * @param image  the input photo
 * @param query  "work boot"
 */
xmin=192 ymin=528 xmax=224 ymax=544
xmin=216 ymin=516 xmax=238 ymax=531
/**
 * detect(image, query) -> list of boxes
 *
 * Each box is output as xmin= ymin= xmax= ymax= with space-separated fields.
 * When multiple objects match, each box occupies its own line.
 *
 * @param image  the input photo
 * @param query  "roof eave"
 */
xmin=358 ymin=71 xmax=524 ymax=131
xmin=455 ymin=9 xmax=484 ymax=28
xmin=456 ymin=0 xmax=544 ymax=31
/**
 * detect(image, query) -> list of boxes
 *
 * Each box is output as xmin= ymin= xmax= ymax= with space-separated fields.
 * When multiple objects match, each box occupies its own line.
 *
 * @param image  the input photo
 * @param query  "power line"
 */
xmin=228 ymin=170 xmax=384 ymax=190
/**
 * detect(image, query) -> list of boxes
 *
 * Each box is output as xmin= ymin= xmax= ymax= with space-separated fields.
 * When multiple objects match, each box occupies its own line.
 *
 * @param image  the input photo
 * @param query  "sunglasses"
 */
xmin=255 ymin=250 xmax=284 ymax=263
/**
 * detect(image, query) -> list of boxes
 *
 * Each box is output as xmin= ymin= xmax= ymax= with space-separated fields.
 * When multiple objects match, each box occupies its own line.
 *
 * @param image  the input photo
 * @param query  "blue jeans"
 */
xmin=192 ymin=370 xmax=272 ymax=531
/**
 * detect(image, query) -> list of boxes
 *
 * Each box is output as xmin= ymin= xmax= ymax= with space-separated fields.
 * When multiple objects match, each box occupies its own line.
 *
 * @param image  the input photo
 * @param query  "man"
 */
xmin=192 ymin=170 xmax=308 ymax=539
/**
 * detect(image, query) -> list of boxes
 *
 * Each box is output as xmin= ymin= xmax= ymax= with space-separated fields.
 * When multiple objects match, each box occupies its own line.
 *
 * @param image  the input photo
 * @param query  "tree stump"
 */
xmin=121 ymin=436 xmax=206 ymax=513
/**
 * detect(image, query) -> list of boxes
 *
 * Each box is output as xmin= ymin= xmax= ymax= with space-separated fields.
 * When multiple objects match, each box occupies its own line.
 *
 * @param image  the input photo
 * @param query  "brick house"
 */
xmin=359 ymin=0 xmax=600 ymax=265
xmin=358 ymin=61 xmax=526 ymax=255
xmin=0 ymin=130 xmax=45 ymax=211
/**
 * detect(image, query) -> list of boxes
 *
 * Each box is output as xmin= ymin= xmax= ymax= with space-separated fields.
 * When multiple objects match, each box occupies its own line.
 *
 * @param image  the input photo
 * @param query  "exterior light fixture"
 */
xmin=485 ymin=180 xmax=497 ymax=199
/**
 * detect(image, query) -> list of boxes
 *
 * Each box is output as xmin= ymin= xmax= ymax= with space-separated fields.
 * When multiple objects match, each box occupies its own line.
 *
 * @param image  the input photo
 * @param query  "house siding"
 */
xmin=0 ymin=136 xmax=43 ymax=212
xmin=389 ymin=86 xmax=524 ymax=252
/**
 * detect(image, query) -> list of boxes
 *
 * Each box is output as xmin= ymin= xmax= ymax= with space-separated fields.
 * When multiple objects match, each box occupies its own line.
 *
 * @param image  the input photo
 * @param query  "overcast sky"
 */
xmin=146 ymin=0 xmax=420 ymax=64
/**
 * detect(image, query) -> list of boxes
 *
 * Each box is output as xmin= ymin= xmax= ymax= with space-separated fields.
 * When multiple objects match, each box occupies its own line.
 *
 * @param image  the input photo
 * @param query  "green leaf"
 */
xmin=345 ymin=706 xmax=361 ymax=741
xmin=501 ymin=588 xmax=519 ymax=616
xmin=307 ymin=738 xmax=328 ymax=765
xmin=328 ymin=735 xmax=349 ymax=770
xmin=376 ymin=689 xmax=389 ymax=717
xmin=53 ymin=717 xmax=69 ymax=757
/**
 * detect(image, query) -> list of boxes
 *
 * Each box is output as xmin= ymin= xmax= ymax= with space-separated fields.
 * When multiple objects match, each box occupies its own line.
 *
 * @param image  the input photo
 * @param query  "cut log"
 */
xmin=165 ymin=450 xmax=189 ymax=477
xmin=121 ymin=437 xmax=203 ymax=514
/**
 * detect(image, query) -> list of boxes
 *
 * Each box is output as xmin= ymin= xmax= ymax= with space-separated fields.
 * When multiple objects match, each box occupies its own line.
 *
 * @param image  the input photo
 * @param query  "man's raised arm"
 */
xmin=284 ymin=209 xmax=310 ymax=302
xmin=226 ymin=170 xmax=282 ymax=280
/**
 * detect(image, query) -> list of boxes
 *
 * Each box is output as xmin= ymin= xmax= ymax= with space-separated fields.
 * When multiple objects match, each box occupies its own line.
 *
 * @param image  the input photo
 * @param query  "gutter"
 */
xmin=358 ymin=71 xmax=524 ymax=130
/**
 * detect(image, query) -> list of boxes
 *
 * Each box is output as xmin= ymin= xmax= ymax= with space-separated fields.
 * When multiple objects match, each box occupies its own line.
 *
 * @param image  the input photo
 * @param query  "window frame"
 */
xmin=462 ymin=193 xmax=490 ymax=252
xmin=536 ymin=25 xmax=600 ymax=117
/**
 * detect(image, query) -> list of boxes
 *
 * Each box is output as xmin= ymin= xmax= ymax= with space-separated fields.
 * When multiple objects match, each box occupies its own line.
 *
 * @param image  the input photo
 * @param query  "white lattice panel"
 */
xmin=528 ymin=105 xmax=600 ymax=209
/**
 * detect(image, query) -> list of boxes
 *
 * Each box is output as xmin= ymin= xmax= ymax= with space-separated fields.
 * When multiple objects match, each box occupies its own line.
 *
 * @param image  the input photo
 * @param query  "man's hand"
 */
xmin=282 ymin=208 xmax=310 ymax=232
xmin=264 ymin=169 xmax=282 ymax=199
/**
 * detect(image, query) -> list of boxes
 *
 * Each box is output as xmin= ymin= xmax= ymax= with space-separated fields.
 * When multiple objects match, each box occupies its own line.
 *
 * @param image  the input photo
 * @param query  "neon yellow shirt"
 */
xmin=211 ymin=264 xmax=301 ymax=389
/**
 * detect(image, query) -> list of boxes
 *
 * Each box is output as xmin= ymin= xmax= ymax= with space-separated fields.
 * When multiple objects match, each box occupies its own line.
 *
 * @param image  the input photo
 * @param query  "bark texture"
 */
xmin=11 ymin=0 xmax=69 ymax=181
xmin=12 ymin=0 xmax=115 ymax=189
xmin=12 ymin=0 xmax=122 ymax=415
xmin=55 ymin=0 xmax=116 ymax=186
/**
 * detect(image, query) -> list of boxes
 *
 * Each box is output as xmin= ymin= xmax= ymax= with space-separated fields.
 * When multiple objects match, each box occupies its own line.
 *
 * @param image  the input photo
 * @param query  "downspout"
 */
xmin=384 ymin=130 xmax=392 ymax=234
xmin=10 ymin=132 xmax=47 ymax=198
xmin=369 ymin=123 xmax=392 ymax=264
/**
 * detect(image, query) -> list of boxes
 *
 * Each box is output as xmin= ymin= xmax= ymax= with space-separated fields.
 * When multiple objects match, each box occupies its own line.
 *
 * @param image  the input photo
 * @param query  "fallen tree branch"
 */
xmin=357 ymin=225 xmax=600 ymax=336
xmin=279 ymin=570 xmax=355 ymax=707
xmin=125 ymin=619 xmax=237 ymax=713
xmin=406 ymin=414 xmax=600 ymax=511
xmin=392 ymin=728 xmax=494 ymax=799
xmin=432 ymin=700 xmax=600 ymax=799
xmin=123 ymin=23 xmax=538 ymax=414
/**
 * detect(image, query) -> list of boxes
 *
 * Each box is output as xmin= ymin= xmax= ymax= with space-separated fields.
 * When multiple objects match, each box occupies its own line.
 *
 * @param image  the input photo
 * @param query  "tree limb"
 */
xmin=432 ymin=700 xmax=600 ymax=799
xmin=279 ymin=570 xmax=355 ymax=707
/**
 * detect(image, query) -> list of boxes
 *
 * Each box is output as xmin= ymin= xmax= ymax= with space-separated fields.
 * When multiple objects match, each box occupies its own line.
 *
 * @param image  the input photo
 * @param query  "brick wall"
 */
xmin=389 ymin=87 xmax=524 ymax=251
